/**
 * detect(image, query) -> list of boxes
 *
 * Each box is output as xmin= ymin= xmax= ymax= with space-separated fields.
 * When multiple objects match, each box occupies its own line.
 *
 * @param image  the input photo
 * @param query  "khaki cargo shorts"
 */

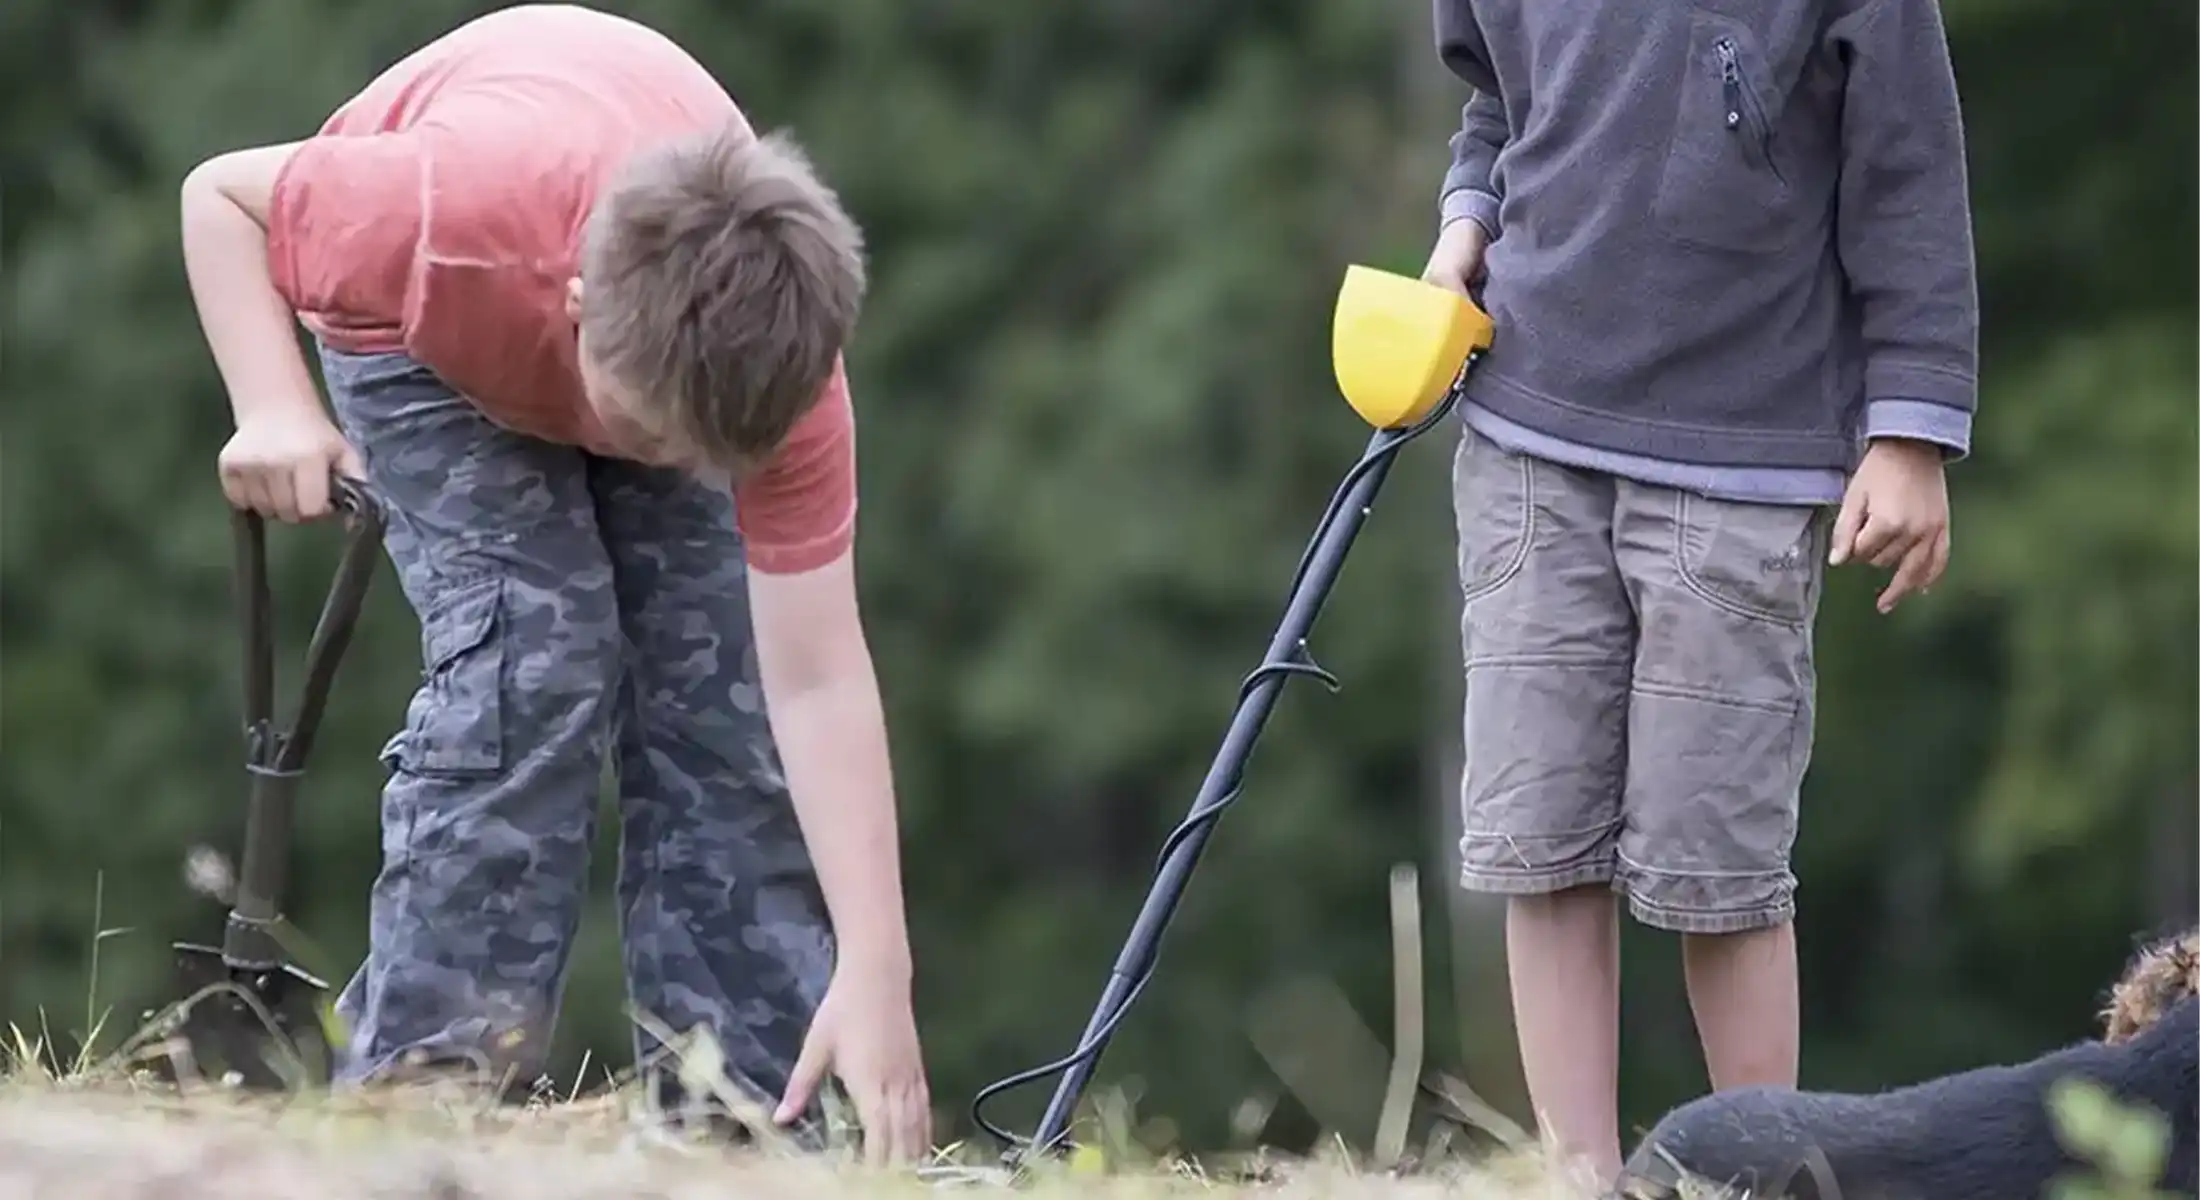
xmin=1451 ymin=425 xmax=1830 ymax=935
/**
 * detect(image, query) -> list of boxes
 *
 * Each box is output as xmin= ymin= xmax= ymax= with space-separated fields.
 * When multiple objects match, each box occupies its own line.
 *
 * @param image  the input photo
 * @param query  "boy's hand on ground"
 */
xmin=1829 ymin=437 xmax=1950 ymax=614
xmin=774 ymin=964 xmax=930 ymax=1166
xmin=1422 ymin=218 xmax=1490 ymax=296
xmin=219 ymin=410 xmax=365 ymax=524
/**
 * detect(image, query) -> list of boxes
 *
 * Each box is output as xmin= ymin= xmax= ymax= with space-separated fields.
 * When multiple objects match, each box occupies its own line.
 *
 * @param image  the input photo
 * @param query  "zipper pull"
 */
xmin=1715 ymin=37 xmax=1742 ymax=130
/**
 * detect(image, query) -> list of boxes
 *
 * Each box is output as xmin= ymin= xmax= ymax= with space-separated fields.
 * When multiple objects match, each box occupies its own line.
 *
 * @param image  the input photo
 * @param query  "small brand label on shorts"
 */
xmin=1762 ymin=545 xmax=1808 ymax=573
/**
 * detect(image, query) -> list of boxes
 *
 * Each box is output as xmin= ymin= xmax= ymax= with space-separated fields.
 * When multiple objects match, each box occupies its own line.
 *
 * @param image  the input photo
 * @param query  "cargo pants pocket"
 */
xmin=387 ymin=575 xmax=506 ymax=778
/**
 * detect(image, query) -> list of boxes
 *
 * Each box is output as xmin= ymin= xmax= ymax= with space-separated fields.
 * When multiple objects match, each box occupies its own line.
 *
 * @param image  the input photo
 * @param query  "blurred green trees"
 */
xmin=3 ymin=0 xmax=2193 ymax=1156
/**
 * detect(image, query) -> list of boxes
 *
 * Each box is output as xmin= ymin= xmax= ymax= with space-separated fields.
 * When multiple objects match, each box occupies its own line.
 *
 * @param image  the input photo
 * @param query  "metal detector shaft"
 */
xmin=1017 ymin=392 xmax=1458 ymax=1156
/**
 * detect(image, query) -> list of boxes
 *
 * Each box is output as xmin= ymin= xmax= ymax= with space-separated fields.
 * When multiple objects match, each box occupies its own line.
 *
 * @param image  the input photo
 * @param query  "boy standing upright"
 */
xmin=1421 ymin=0 xmax=1975 ymax=1184
xmin=179 ymin=4 xmax=929 ymax=1161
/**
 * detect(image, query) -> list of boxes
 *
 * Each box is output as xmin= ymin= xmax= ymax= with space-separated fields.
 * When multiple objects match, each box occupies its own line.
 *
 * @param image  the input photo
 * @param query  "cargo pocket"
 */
xmin=395 ymin=575 xmax=506 ymax=777
xmin=1652 ymin=15 xmax=1797 ymax=254
xmin=1672 ymin=492 xmax=1825 ymax=629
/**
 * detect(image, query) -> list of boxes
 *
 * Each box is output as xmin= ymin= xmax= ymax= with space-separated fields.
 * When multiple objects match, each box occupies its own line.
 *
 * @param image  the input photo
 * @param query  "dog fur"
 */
xmin=1617 ymin=929 xmax=2200 ymax=1199
xmin=2104 ymin=927 xmax=2200 ymax=1046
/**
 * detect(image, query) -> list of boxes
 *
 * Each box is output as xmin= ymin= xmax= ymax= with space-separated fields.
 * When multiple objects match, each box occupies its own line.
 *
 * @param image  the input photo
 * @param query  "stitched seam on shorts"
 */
xmin=1628 ymin=893 xmax=1792 ymax=913
xmin=1631 ymin=678 xmax=1798 ymax=717
xmin=1460 ymin=858 xmax=1615 ymax=884
xmin=1617 ymin=850 xmax=1793 ymax=882
xmin=1459 ymin=448 xmax=1536 ymax=603
xmin=1464 ymin=652 xmax=1633 ymax=670
xmin=1461 ymin=817 xmax=1622 ymax=844
xmin=1626 ymin=893 xmax=1794 ymax=931
xmin=1624 ymin=890 xmax=1794 ymax=916
xmin=1670 ymin=491 xmax=1809 ymax=630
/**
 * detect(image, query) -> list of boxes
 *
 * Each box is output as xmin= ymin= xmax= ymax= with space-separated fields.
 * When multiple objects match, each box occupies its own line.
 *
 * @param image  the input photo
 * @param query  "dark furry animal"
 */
xmin=1615 ymin=996 xmax=2198 ymax=1199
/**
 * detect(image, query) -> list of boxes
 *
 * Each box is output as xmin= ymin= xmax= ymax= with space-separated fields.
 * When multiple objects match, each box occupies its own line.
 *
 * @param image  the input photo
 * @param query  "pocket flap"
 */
xmin=422 ymin=576 xmax=501 ymax=672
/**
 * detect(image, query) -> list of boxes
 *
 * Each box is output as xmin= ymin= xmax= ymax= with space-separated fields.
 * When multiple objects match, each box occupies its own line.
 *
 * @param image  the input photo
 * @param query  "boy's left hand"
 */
xmin=1829 ymin=438 xmax=1951 ymax=614
xmin=775 ymin=962 xmax=931 ymax=1165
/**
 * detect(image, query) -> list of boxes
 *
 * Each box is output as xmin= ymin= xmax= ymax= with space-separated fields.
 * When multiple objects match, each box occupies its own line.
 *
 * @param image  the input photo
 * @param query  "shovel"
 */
xmin=969 ymin=266 xmax=1494 ymax=1163
xmin=163 ymin=476 xmax=385 ymax=1091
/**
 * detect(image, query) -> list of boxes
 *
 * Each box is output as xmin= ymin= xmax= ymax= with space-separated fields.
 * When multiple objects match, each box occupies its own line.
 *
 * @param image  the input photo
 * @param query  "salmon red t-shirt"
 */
xmin=265 ymin=4 xmax=856 ymax=575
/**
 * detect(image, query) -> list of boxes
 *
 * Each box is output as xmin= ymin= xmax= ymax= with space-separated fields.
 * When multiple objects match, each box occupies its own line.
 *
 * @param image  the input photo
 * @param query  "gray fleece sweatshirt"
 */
xmin=1437 ymin=0 xmax=1980 ymax=471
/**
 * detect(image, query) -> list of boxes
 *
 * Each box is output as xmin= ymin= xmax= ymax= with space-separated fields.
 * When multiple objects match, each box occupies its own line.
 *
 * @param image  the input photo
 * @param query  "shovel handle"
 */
xmin=224 ymin=476 xmax=385 ymax=955
xmin=231 ymin=476 xmax=385 ymax=764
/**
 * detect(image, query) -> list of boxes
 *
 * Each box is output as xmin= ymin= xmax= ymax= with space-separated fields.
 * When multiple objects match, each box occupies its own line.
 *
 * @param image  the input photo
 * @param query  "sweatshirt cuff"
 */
xmin=1861 ymin=397 xmax=1971 ymax=462
xmin=1439 ymin=188 xmax=1501 ymax=240
xmin=1864 ymin=360 xmax=1975 ymax=415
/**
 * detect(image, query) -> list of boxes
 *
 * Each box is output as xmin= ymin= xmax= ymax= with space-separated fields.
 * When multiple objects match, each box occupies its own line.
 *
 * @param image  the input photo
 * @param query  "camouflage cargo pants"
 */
xmin=317 ymin=346 xmax=834 ymax=1130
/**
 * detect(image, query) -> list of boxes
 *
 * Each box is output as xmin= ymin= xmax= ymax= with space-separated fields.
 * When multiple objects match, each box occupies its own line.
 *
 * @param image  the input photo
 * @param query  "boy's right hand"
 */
xmin=1421 ymin=217 xmax=1490 ymax=296
xmin=218 ymin=410 xmax=365 ymax=523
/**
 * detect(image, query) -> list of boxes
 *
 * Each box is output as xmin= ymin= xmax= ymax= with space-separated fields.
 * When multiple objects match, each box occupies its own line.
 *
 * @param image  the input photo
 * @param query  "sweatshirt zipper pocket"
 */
xmin=1714 ymin=36 xmax=1785 ymax=185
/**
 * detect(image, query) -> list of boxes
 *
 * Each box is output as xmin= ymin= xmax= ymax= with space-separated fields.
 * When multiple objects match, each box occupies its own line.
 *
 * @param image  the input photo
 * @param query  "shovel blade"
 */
xmin=156 ymin=942 xmax=335 ymax=1092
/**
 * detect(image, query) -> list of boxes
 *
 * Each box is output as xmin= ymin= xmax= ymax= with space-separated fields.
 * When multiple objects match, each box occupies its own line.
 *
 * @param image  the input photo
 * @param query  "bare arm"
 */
xmin=731 ymin=398 xmax=927 ymax=1157
xmin=746 ymin=549 xmax=914 ymax=984
xmin=179 ymin=142 xmax=326 ymax=431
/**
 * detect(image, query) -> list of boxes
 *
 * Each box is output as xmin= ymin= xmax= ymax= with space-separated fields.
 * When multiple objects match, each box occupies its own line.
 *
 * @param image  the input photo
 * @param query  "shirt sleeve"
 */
xmin=1826 ymin=0 xmax=1980 ymax=417
xmin=265 ymin=132 xmax=429 ymax=344
xmin=1440 ymin=91 xmax=1508 ymax=239
xmin=734 ymin=356 xmax=859 ymax=575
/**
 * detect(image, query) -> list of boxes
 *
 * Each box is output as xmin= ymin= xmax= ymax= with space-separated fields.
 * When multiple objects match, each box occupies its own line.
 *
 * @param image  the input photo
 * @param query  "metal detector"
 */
xmin=969 ymin=265 xmax=1495 ymax=1164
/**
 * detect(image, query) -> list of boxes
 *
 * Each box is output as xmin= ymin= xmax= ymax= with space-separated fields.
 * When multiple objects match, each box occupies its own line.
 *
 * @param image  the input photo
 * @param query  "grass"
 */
xmin=0 ymin=863 xmax=1624 ymax=1198
xmin=0 ymin=1003 xmax=1603 ymax=1200
xmin=0 ymin=1076 xmax=1599 ymax=1199
xmin=10 ymin=873 xmax=2178 ymax=1199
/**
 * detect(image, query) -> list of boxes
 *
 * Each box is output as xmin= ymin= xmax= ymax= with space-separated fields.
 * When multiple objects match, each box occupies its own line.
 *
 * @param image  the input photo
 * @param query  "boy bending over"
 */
xmin=179 ymin=3 xmax=928 ymax=1162
xmin=1421 ymin=0 xmax=1976 ymax=1184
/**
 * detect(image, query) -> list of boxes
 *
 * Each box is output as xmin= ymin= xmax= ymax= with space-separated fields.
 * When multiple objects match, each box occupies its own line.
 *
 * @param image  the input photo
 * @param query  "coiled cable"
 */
xmin=968 ymin=388 xmax=1463 ymax=1162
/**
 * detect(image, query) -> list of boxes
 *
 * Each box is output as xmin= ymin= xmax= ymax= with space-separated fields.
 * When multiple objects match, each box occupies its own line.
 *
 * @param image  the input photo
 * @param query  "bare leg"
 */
xmin=1506 ymin=886 xmax=1624 ymax=1186
xmin=1682 ymin=922 xmax=1800 ymax=1091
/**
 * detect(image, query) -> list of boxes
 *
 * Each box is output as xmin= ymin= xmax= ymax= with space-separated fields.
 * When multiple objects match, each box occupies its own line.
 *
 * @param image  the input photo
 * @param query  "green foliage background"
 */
xmin=3 ymin=0 xmax=2194 ymax=1157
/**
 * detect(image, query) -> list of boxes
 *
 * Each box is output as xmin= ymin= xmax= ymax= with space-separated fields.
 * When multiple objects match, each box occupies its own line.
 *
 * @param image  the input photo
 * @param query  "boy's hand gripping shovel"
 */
xmin=970 ymin=267 xmax=1494 ymax=1163
xmin=165 ymin=477 xmax=384 ymax=1091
